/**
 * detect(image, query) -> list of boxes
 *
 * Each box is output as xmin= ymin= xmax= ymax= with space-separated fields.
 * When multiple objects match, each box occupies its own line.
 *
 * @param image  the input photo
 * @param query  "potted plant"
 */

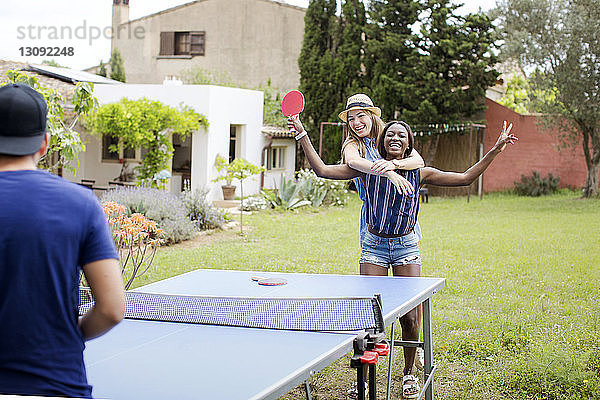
xmin=213 ymin=155 xmax=237 ymax=200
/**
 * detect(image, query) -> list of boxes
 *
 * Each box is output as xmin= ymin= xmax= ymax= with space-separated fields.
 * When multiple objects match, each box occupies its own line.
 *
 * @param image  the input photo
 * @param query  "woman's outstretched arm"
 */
xmin=289 ymin=115 xmax=414 ymax=193
xmin=421 ymin=121 xmax=517 ymax=186
xmin=288 ymin=116 xmax=359 ymax=180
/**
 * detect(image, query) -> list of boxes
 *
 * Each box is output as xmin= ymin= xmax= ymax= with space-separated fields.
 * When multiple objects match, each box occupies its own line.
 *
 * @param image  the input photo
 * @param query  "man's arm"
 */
xmin=79 ymin=258 xmax=125 ymax=340
xmin=421 ymin=121 xmax=517 ymax=186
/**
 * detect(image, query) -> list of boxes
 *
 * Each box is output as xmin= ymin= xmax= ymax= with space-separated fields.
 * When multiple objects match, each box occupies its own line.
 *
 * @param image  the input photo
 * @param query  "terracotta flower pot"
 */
xmin=221 ymin=185 xmax=236 ymax=200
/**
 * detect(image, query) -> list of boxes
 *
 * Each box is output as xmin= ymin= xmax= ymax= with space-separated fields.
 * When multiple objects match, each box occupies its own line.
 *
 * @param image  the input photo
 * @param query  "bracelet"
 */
xmin=294 ymin=131 xmax=308 ymax=141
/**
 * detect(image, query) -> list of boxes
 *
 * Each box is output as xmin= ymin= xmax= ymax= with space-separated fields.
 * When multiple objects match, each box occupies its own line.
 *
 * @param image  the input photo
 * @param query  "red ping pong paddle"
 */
xmin=282 ymin=90 xmax=305 ymax=117
xmin=257 ymin=278 xmax=287 ymax=286
xmin=251 ymin=276 xmax=288 ymax=286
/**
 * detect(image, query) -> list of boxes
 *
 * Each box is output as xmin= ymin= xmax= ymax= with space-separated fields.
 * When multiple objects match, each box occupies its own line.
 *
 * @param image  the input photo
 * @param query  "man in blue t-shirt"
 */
xmin=0 ymin=83 xmax=125 ymax=398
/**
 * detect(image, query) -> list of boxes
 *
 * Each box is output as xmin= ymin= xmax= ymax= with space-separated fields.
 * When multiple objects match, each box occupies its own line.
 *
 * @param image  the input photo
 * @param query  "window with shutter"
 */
xmin=159 ymin=31 xmax=205 ymax=57
xmin=174 ymin=32 xmax=190 ymax=55
xmin=190 ymin=32 xmax=205 ymax=56
xmin=159 ymin=32 xmax=175 ymax=56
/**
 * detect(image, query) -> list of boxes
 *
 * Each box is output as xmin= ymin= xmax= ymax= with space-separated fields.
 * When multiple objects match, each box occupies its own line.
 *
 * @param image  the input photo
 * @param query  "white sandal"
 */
xmin=414 ymin=347 xmax=424 ymax=371
xmin=347 ymin=381 xmax=368 ymax=400
xmin=402 ymin=374 xmax=420 ymax=399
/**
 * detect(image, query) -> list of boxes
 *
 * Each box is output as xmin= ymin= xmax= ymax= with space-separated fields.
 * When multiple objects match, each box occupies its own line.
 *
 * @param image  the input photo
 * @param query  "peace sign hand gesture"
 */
xmin=492 ymin=120 xmax=518 ymax=153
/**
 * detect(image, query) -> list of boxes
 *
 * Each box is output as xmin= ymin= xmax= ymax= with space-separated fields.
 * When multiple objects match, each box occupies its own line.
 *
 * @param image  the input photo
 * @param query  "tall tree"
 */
xmin=316 ymin=0 xmax=369 ymax=163
xmin=334 ymin=0 xmax=368 ymax=99
xmin=403 ymin=0 xmax=498 ymax=125
xmin=493 ymin=0 xmax=600 ymax=197
xmin=299 ymin=0 xmax=370 ymax=164
xmin=97 ymin=60 xmax=107 ymax=78
xmin=298 ymin=0 xmax=498 ymax=165
xmin=298 ymin=0 xmax=339 ymax=165
xmin=110 ymin=48 xmax=126 ymax=83
xmin=365 ymin=0 xmax=423 ymax=121
xmin=401 ymin=0 xmax=498 ymax=164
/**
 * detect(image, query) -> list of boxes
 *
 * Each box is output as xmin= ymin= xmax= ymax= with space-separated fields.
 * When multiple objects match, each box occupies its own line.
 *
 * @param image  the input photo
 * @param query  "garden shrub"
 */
xmin=241 ymin=195 xmax=268 ymax=211
xmin=101 ymin=201 xmax=165 ymax=289
xmin=180 ymin=188 xmax=225 ymax=230
xmin=101 ymin=187 xmax=197 ymax=244
xmin=296 ymin=169 xmax=349 ymax=207
xmin=261 ymin=175 xmax=312 ymax=210
xmin=514 ymin=171 xmax=560 ymax=196
xmin=262 ymin=172 xmax=350 ymax=210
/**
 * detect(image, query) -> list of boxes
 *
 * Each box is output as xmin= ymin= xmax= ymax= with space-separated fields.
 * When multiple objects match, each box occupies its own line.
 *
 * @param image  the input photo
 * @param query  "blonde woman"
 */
xmin=291 ymin=94 xmax=425 ymax=246
xmin=289 ymin=94 xmax=427 ymax=393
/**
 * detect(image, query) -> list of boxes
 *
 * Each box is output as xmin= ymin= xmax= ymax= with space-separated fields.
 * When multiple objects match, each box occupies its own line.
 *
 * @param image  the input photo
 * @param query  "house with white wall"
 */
xmin=1 ymin=61 xmax=298 ymax=199
xmin=69 ymin=83 xmax=295 ymax=200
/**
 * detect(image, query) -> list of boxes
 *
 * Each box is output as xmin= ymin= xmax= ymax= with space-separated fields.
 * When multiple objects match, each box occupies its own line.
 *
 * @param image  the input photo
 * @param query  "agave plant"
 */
xmin=262 ymin=174 xmax=311 ymax=211
xmin=297 ymin=173 xmax=327 ymax=208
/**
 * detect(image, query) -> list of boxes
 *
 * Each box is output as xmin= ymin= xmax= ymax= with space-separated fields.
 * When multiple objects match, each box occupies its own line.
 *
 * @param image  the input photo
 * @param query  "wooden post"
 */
xmin=319 ymin=123 xmax=324 ymax=157
xmin=467 ymin=125 xmax=473 ymax=203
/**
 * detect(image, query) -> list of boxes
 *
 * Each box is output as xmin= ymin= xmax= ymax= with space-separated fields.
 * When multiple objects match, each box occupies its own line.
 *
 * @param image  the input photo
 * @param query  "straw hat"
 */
xmin=338 ymin=93 xmax=382 ymax=122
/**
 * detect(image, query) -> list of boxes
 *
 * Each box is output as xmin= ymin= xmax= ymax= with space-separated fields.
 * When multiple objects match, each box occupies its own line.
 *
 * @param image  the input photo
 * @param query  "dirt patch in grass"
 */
xmin=435 ymin=361 xmax=469 ymax=398
xmin=165 ymin=220 xmax=255 ymax=249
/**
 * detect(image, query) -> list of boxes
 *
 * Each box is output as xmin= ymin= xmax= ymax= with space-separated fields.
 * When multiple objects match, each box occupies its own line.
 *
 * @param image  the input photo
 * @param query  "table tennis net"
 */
xmin=79 ymin=287 xmax=384 ymax=332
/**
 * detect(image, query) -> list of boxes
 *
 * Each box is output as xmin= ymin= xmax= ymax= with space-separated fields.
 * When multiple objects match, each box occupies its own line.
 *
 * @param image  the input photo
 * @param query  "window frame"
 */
xmin=159 ymin=31 xmax=205 ymax=57
xmin=101 ymin=135 xmax=143 ymax=163
xmin=266 ymin=146 xmax=286 ymax=171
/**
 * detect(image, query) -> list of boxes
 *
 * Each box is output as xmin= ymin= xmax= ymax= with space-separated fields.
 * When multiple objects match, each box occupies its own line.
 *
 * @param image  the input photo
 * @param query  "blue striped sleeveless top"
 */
xmin=352 ymin=138 xmax=381 ymax=241
xmin=362 ymin=168 xmax=421 ymax=236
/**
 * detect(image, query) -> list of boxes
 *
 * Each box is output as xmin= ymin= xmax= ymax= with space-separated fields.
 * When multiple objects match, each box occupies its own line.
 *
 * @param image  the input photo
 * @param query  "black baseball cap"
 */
xmin=0 ymin=83 xmax=48 ymax=156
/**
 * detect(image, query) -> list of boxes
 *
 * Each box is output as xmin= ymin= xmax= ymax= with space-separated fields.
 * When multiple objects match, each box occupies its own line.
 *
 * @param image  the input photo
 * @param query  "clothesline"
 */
xmin=412 ymin=123 xmax=486 ymax=137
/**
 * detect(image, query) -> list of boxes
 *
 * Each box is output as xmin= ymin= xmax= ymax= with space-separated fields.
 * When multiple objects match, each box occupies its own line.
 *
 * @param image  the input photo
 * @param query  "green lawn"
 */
xmin=144 ymin=191 xmax=600 ymax=400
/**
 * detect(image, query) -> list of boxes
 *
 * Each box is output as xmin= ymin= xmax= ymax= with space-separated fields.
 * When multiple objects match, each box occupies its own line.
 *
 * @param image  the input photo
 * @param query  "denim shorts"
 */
xmin=359 ymin=230 xmax=421 ymax=268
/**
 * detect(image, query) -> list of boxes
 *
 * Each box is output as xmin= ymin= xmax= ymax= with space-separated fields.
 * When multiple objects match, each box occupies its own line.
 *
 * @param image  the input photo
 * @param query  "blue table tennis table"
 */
xmin=84 ymin=269 xmax=445 ymax=400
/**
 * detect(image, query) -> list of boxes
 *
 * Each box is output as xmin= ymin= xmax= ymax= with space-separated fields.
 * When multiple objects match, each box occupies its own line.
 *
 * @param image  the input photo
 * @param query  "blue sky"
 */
xmin=0 ymin=0 xmax=498 ymax=71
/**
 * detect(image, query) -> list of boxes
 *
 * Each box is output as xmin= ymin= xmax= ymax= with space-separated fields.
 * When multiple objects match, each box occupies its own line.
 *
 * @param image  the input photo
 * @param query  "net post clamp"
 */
xmin=350 ymin=331 xmax=389 ymax=367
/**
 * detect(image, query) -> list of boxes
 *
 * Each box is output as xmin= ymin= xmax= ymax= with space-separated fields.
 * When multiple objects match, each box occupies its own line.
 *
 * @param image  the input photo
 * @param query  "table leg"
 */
xmin=386 ymin=321 xmax=395 ymax=400
xmin=357 ymin=365 xmax=366 ymax=400
xmin=304 ymin=380 xmax=312 ymax=400
xmin=369 ymin=364 xmax=376 ymax=399
xmin=422 ymin=298 xmax=434 ymax=400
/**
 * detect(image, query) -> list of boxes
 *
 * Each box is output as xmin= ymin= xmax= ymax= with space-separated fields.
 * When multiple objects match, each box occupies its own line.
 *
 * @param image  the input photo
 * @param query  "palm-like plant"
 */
xmin=262 ymin=174 xmax=312 ymax=211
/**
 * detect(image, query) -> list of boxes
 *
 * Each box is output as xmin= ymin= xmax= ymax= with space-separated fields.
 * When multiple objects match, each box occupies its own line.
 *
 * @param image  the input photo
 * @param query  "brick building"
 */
xmin=483 ymin=98 xmax=591 ymax=192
